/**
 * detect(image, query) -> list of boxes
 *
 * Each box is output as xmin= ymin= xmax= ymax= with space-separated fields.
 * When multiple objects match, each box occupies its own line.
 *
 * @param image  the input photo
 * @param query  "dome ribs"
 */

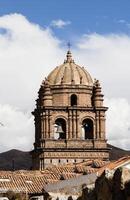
xmin=76 ymin=65 xmax=83 ymax=84
xmin=46 ymin=51 xmax=93 ymax=86
xmin=70 ymin=62 xmax=75 ymax=84
xmin=81 ymin=66 xmax=93 ymax=86
xmin=47 ymin=66 xmax=59 ymax=85
xmin=62 ymin=66 xmax=69 ymax=84
xmin=54 ymin=64 xmax=64 ymax=85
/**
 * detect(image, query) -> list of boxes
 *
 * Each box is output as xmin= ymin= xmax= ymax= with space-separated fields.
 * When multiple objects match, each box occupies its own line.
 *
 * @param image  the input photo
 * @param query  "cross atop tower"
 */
xmin=67 ymin=42 xmax=71 ymax=50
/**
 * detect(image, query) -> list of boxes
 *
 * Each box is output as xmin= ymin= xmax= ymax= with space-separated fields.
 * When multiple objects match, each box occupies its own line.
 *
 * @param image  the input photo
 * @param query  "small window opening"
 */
xmin=71 ymin=94 xmax=77 ymax=106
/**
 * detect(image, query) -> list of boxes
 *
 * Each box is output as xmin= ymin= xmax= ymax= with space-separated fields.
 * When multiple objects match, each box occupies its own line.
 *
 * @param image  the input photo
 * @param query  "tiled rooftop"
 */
xmin=98 ymin=156 xmax=130 ymax=175
xmin=0 ymin=157 xmax=130 ymax=194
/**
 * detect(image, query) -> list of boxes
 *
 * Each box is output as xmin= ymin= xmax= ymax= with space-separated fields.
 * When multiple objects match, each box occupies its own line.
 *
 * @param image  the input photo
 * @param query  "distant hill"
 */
xmin=108 ymin=144 xmax=130 ymax=160
xmin=0 ymin=144 xmax=130 ymax=170
xmin=0 ymin=149 xmax=32 ymax=170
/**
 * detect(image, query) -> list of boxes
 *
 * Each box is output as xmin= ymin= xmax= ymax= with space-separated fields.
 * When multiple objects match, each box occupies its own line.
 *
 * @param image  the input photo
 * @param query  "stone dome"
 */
xmin=47 ymin=51 xmax=93 ymax=86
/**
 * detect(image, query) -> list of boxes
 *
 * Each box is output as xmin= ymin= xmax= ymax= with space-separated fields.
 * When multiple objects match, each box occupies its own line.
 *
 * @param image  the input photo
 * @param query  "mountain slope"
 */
xmin=0 ymin=149 xmax=32 ymax=170
xmin=108 ymin=144 xmax=130 ymax=160
xmin=0 ymin=144 xmax=130 ymax=170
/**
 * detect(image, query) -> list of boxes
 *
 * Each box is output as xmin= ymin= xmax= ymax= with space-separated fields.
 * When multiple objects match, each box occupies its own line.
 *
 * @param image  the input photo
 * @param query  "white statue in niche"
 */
xmin=81 ymin=125 xmax=85 ymax=139
xmin=54 ymin=124 xmax=59 ymax=139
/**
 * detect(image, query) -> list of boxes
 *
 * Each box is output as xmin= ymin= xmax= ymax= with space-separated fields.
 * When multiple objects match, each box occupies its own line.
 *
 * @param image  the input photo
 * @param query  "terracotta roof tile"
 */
xmin=0 ymin=158 xmax=110 ymax=194
xmin=97 ymin=156 xmax=130 ymax=176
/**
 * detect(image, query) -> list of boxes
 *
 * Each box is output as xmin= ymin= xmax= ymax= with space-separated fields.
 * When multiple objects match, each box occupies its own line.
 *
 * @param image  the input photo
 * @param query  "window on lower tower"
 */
xmin=54 ymin=118 xmax=66 ymax=139
xmin=82 ymin=119 xmax=93 ymax=139
xmin=71 ymin=94 xmax=77 ymax=106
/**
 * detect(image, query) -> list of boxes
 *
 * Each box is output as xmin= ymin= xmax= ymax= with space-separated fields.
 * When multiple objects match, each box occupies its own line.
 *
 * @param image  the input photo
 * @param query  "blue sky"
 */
xmin=1 ymin=0 xmax=130 ymax=41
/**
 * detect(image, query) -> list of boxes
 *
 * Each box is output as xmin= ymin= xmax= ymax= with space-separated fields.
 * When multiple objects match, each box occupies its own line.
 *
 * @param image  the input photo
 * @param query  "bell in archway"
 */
xmin=56 ymin=124 xmax=64 ymax=134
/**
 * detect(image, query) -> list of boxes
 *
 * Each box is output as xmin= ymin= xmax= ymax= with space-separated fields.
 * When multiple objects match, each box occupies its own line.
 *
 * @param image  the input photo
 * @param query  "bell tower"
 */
xmin=32 ymin=51 xmax=109 ymax=170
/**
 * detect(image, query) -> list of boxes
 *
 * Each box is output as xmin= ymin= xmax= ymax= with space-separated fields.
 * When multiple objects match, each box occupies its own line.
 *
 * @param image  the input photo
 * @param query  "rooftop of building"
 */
xmin=46 ymin=51 xmax=93 ymax=86
xmin=0 ymin=157 xmax=130 ymax=195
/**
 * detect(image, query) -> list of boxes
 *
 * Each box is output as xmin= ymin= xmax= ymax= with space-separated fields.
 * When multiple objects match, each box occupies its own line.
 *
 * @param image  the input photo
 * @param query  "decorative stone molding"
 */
xmin=32 ymin=51 xmax=109 ymax=169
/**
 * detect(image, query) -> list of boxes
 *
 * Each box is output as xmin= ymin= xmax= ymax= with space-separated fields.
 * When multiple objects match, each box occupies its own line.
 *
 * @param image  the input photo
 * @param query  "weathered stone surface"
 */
xmin=32 ymin=51 xmax=109 ymax=170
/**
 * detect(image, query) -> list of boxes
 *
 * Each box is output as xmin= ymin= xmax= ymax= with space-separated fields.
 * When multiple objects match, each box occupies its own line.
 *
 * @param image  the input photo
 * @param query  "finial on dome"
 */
xmin=65 ymin=42 xmax=73 ymax=63
xmin=67 ymin=42 xmax=71 ymax=50
xmin=66 ymin=50 xmax=73 ymax=62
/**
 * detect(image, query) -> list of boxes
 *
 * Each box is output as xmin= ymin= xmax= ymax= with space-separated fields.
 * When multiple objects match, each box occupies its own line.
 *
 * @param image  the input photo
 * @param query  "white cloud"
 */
xmin=0 ymin=14 xmax=130 ymax=151
xmin=0 ymin=13 xmax=64 ymax=152
xmin=0 ymin=13 xmax=63 ymax=111
xmin=105 ymin=98 xmax=130 ymax=150
xmin=76 ymin=33 xmax=130 ymax=101
xmin=51 ymin=19 xmax=71 ymax=28
xmin=76 ymin=34 xmax=130 ymax=149
xmin=0 ymin=104 xmax=34 ymax=152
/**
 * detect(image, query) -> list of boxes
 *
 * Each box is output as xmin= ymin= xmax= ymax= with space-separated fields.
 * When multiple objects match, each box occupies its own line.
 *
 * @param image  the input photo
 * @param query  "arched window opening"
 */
xmin=54 ymin=118 xmax=66 ymax=139
xmin=82 ymin=119 xmax=93 ymax=139
xmin=71 ymin=94 xmax=77 ymax=106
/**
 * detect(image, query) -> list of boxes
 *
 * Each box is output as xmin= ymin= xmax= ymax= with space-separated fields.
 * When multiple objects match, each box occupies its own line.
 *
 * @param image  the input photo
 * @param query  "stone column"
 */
xmin=48 ymin=110 xmax=51 ymax=138
xmin=96 ymin=111 xmax=100 ymax=139
xmin=73 ymin=110 xmax=76 ymax=139
xmin=41 ymin=115 xmax=44 ymax=139
xmin=72 ymin=110 xmax=74 ymax=138
xmin=100 ymin=111 xmax=106 ymax=139
xmin=76 ymin=111 xmax=79 ymax=138
xmin=93 ymin=122 xmax=96 ymax=139
xmin=77 ymin=111 xmax=81 ymax=139
xmin=68 ymin=110 xmax=72 ymax=139
xmin=40 ymin=159 xmax=42 ymax=170
xmin=45 ymin=110 xmax=49 ymax=138
xmin=40 ymin=158 xmax=44 ymax=170
xmin=66 ymin=121 xmax=68 ymax=140
xmin=76 ymin=110 xmax=79 ymax=138
xmin=49 ymin=112 xmax=54 ymax=139
xmin=43 ymin=113 xmax=46 ymax=138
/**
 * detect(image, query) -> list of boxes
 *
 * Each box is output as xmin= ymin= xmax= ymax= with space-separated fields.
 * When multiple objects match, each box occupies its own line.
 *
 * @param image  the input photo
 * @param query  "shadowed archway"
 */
xmin=82 ymin=119 xmax=93 ymax=139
